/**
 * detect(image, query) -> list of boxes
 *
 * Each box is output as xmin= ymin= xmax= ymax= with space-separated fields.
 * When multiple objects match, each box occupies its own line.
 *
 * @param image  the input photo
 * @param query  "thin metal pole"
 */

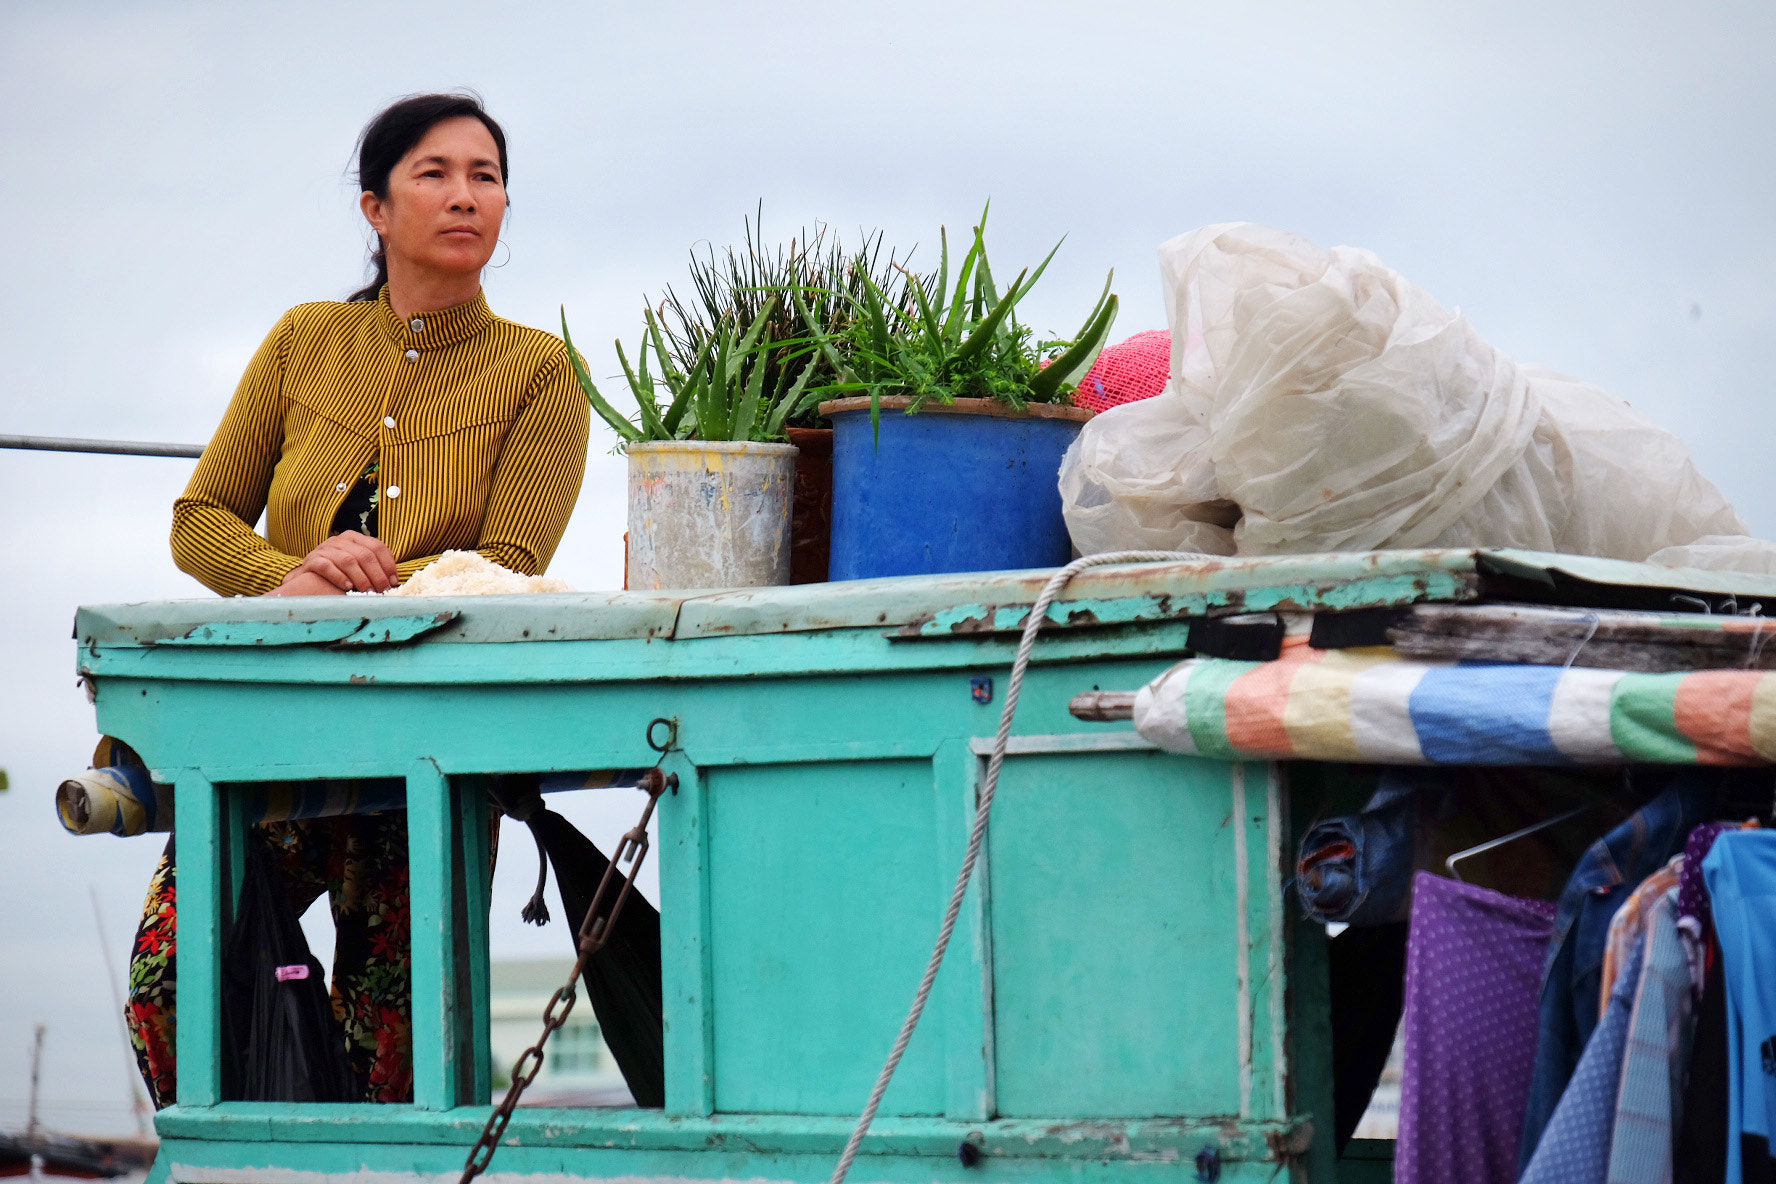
xmin=90 ymin=888 xmax=152 ymax=1137
xmin=26 ymin=1024 xmax=44 ymax=1139
xmin=1445 ymin=804 xmax=1591 ymax=881
xmin=0 ymin=434 xmax=202 ymax=459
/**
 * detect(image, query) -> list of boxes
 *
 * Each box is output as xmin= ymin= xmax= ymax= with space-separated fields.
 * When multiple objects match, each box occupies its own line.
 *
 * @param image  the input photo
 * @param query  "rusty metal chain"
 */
xmin=459 ymin=750 xmax=676 ymax=1184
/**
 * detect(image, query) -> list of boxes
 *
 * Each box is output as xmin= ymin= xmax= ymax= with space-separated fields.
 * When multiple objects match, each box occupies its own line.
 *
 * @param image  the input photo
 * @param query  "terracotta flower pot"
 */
xmin=785 ymin=427 xmax=833 ymax=584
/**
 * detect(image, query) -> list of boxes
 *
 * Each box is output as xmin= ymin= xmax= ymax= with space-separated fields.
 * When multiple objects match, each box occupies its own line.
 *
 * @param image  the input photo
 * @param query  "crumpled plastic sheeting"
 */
xmin=1646 ymin=534 xmax=1776 ymax=575
xmin=1061 ymin=222 xmax=1760 ymax=567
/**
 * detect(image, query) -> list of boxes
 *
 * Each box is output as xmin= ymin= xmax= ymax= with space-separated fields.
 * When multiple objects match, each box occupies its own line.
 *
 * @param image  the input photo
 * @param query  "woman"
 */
xmin=126 ymin=93 xmax=589 ymax=1106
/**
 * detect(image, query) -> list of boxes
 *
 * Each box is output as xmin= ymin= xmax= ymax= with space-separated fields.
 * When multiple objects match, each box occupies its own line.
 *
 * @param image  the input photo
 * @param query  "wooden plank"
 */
xmin=703 ymin=758 xmax=947 ymax=1115
xmin=1242 ymin=763 xmax=1287 ymax=1122
xmin=172 ymin=770 xmax=221 ymax=1107
xmin=898 ymin=568 xmax=1476 ymax=638
xmin=333 ymin=612 xmax=460 ymax=647
xmin=150 ymin=1108 xmax=1306 ymax=1162
xmin=1392 ymin=601 xmax=1776 ymax=672
xmin=659 ymin=753 xmax=714 ymax=1117
xmin=100 ymin=659 xmax=1186 ymax=785
xmin=966 ymin=731 xmax=1153 ymax=755
xmin=988 ymin=750 xmax=1244 ymax=1118
xmin=1285 ymin=766 xmax=1341 ymax=1183
xmin=155 ymin=619 xmax=363 ymax=646
xmin=934 ymin=740 xmax=992 ymax=1121
xmin=454 ymin=778 xmax=492 ymax=1105
xmin=405 ymin=759 xmax=455 ymax=1109
xmin=82 ymin=621 xmax=1201 ymax=687
xmin=1069 ymin=691 xmax=1137 ymax=721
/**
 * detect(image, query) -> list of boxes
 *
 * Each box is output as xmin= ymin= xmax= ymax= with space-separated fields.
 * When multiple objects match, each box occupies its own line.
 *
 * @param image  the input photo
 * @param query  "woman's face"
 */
xmin=360 ymin=116 xmax=507 ymax=281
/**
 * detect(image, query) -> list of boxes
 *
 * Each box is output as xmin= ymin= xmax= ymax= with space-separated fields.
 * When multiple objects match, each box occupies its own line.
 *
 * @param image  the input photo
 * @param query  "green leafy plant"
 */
xmin=562 ymin=300 xmax=813 ymax=444
xmin=658 ymin=212 xmax=923 ymax=429
xmin=563 ymin=211 xmax=923 ymax=444
xmin=797 ymin=206 xmax=1119 ymax=436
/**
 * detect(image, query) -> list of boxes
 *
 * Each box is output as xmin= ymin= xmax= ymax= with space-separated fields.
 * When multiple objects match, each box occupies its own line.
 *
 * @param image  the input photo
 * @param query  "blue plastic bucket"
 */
xmin=824 ymin=397 xmax=1091 ymax=580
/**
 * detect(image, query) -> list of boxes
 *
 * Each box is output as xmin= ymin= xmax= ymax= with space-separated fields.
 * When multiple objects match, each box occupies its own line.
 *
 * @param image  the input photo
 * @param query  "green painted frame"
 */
xmin=88 ymin=554 xmax=1491 ymax=1179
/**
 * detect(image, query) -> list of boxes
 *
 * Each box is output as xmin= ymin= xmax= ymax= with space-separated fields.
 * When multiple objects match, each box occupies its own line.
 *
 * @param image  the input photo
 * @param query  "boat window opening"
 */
xmin=296 ymin=897 xmax=335 ymax=993
xmin=1350 ymin=1021 xmax=1404 ymax=1141
xmin=485 ymin=778 xmax=663 ymax=1110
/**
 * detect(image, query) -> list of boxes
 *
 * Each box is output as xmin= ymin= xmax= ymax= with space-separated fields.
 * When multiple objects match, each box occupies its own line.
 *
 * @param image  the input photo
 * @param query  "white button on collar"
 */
xmin=386 ymin=485 xmax=401 ymax=499
xmin=410 ymin=317 xmax=425 ymax=332
xmin=383 ymin=416 xmax=396 ymax=429
xmin=336 ymin=481 xmax=349 ymax=492
xmin=404 ymin=348 xmax=419 ymax=362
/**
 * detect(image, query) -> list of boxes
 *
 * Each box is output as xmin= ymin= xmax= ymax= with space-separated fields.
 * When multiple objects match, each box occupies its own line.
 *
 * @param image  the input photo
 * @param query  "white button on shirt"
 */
xmin=404 ymin=349 xmax=419 ymax=362
xmin=386 ymin=486 xmax=401 ymax=499
xmin=336 ymin=482 xmax=349 ymax=492
xmin=410 ymin=318 xmax=425 ymax=332
xmin=383 ymin=416 xmax=397 ymax=429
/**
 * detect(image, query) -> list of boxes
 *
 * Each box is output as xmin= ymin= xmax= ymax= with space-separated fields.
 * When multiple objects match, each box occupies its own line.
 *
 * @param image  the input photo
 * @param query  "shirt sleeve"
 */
xmin=393 ymin=350 xmax=590 ymax=582
xmin=170 ymin=312 xmax=305 ymax=597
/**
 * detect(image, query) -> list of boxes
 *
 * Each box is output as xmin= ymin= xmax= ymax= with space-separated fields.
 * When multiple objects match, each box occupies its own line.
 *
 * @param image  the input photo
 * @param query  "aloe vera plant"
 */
xmin=657 ymin=212 xmax=922 ymax=429
xmin=797 ymin=206 xmax=1119 ymax=435
xmin=562 ymin=299 xmax=817 ymax=445
xmin=563 ymin=211 xmax=922 ymax=445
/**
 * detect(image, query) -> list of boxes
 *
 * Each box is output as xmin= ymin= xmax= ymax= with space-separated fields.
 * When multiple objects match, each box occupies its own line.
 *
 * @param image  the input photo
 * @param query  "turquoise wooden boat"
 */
xmin=75 ymin=549 xmax=1776 ymax=1184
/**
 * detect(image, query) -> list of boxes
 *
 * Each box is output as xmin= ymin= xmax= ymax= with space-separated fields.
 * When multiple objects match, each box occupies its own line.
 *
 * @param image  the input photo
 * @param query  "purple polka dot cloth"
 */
xmin=1677 ymin=821 xmax=1741 ymax=934
xmin=1396 ymin=872 xmax=1557 ymax=1184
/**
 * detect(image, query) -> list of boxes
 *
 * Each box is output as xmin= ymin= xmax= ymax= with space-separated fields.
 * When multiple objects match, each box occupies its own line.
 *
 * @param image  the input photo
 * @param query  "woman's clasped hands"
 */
xmin=266 ymin=530 xmax=400 ymax=596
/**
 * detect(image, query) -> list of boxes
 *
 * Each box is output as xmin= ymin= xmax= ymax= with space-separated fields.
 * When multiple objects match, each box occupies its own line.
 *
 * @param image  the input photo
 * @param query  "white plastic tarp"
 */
xmin=1060 ymin=222 xmax=1776 ymax=572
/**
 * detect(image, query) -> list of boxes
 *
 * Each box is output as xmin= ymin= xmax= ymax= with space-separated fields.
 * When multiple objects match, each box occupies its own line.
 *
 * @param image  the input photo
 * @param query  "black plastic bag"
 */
xmin=220 ymin=843 xmax=356 ymax=1102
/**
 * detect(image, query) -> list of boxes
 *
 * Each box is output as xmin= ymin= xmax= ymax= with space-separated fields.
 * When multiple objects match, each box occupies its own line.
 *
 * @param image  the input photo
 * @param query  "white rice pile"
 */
xmin=390 ymin=550 xmax=575 ymax=596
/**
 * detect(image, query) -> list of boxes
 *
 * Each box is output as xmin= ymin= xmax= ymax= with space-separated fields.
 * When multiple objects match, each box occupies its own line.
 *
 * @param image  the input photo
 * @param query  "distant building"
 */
xmin=489 ymin=958 xmax=632 ymax=1107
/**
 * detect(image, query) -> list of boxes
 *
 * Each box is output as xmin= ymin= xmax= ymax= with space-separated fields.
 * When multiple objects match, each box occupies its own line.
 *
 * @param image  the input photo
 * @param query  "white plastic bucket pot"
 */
xmin=626 ymin=441 xmax=798 ymax=590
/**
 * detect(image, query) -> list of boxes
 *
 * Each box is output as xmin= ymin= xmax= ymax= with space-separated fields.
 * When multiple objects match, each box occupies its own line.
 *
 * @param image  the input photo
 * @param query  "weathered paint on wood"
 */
xmin=151 ymin=613 xmax=458 ymax=648
xmin=456 ymin=780 xmax=493 ymax=1106
xmin=406 ymin=760 xmax=457 ymax=1109
xmin=85 ymin=562 xmax=1449 ymax=1180
xmin=172 ymin=771 xmax=221 ymax=1108
xmin=1392 ymin=601 xmax=1776 ymax=671
xmin=659 ymin=755 xmax=714 ymax=1118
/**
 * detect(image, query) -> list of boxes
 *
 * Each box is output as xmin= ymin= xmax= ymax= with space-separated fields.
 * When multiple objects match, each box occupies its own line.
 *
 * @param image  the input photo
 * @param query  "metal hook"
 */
xmin=646 ymin=717 xmax=679 ymax=755
xmin=1446 ymin=805 xmax=1592 ymax=882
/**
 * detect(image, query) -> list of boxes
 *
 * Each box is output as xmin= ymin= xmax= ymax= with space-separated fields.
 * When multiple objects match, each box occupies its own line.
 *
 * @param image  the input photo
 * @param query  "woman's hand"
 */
xmin=266 ymin=531 xmax=400 ymax=596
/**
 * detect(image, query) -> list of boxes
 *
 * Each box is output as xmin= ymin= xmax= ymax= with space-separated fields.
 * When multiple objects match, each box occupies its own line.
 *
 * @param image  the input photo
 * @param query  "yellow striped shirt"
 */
xmin=172 ymin=287 xmax=589 ymax=597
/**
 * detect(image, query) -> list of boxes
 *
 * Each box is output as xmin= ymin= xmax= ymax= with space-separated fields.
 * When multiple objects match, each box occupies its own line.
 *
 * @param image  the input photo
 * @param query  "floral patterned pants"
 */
xmin=126 ymin=812 xmax=417 ymax=1106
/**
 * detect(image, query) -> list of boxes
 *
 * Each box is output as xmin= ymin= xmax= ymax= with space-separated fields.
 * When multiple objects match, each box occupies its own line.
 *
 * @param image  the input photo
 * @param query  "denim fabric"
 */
xmin=1297 ymin=770 xmax=1422 ymax=925
xmin=1517 ymin=773 xmax=1715 ymax=1173
xmin=1520 ymin=937 xmax=1646 ymax=1184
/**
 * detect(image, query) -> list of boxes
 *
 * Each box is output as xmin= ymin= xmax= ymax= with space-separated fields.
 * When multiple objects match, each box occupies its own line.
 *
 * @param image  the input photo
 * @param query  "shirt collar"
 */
xmin=376 ymin=285 xmax=495 ymax=350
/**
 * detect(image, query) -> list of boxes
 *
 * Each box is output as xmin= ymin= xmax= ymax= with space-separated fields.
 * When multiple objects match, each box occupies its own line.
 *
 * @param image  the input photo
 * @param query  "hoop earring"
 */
xmin=490 ymin=239 xmax=512 ymax=269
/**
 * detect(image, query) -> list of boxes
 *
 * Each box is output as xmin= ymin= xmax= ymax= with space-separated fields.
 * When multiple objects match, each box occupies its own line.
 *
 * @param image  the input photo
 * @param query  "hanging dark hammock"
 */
xmin=493 ymin=776 xmax=665 ymax=1108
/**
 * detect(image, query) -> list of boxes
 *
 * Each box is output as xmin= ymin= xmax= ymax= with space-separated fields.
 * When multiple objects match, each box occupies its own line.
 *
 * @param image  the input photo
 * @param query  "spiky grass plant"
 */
xmin=562 ymin=299 xmax=814 ymax=445
xmin=797 ymin=206 xmax=1119 ymax=437
xmin=658 ymin=212 xmax=923 ymax=429
xmin=563 ymin=210 xmax=924 ymax=444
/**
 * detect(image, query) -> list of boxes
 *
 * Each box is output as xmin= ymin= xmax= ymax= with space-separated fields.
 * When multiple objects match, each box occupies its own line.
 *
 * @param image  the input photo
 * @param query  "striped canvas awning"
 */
xmin=1133 ymin=636 xmax=1776 ymax=766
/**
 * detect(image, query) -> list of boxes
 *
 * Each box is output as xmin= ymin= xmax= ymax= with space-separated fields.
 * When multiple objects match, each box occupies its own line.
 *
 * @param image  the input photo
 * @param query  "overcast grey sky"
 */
xmin=2 ymin=0 xmax=1773 ymax=1133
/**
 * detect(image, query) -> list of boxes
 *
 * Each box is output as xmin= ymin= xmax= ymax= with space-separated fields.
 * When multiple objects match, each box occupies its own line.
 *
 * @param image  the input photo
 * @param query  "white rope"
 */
xmin=827 ymin=550 xmax=1209 ymax=1184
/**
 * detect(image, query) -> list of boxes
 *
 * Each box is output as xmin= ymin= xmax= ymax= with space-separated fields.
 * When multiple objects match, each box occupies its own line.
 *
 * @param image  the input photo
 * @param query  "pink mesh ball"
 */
xmin=1069 ymin=329 xmax=1170 ymax=413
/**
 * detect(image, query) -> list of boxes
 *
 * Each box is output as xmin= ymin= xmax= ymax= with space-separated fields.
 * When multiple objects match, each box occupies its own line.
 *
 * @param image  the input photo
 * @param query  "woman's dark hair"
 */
xmin=348 ymin=92 xmax=509 ymax=302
